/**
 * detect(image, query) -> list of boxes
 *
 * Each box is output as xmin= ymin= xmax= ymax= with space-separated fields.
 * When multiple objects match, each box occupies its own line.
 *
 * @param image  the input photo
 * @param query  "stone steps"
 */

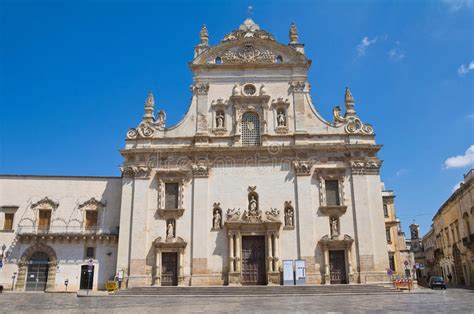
xmin=115 ymin=284 xmax=400 ymax=296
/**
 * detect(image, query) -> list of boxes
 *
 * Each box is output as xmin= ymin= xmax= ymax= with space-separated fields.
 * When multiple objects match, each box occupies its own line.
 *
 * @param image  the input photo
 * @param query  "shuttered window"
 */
xmin=85 ymin=211 xmax=98 ymax=228
xmin=165 ymin=183 xmax=179 ymax=209
xmin=325 ymin=180 xmax=340 ymax=206
xmin=386 ymin=229 xmax=392 ymax=243
xmin=38 ymin=210 xmax=51 ymax=229
xmin=4 ymin=213 xmax=14 ymax=230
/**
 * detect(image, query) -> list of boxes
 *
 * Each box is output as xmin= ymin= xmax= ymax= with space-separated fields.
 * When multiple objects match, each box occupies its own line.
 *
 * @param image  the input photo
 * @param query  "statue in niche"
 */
xmin=249 ymin=195 xmax=258 ymax=213
xmin=330 ymin=217 xmax=339 ymax=238
xmin=285 ymin=207 xmax=294 ymax=227
xmin=216 ymin=111 xmax=225 ymax=128
xmin=277 ymin=110 xmax=286 ymax=127
xmin=213 ymin=209 xmax=222 ymax=229
xmin=167 ymin=220 xmax=175 ymax=239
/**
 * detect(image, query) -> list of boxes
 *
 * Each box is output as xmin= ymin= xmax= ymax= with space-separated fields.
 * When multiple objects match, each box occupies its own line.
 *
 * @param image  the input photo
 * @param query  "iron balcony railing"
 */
xmin=16 ymin=225 xmax=119 ymax=236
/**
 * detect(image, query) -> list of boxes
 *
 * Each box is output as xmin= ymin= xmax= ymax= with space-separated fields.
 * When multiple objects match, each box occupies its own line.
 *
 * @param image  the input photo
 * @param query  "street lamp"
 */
xmin=1 ymin=244 xmax=6 ymax=259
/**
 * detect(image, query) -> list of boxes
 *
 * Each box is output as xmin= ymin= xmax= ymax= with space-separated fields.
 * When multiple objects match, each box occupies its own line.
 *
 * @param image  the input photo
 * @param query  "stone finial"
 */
xmin=143 ymin=91 xmax=155 ymax=121
xmin=289 ymin=22 xmax=298 ymax=44
xmin=200 ymin=24 xmax=209 ymax=46
xmin=344 ymin=86 xmax=356 ymax=116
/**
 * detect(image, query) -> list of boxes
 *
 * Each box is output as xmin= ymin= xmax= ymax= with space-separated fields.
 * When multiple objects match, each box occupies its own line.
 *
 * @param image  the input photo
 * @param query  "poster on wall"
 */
xmin=295 ymin=259 xmax=306 ymax=285
xmin=283 ymin=260 xmax=294 ymax=285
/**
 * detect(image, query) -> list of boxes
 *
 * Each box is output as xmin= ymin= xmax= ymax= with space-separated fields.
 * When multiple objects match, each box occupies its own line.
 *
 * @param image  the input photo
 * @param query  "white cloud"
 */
xmin=458 ymin=60 xmax=474 ymax=76
xmin=396 ymin=168 xmax=408 ymax=177
xmin=388 ymin=48 xmax=405 ymax=61
xmin=357 ymin=36 xmax=377 ymax=56
xmin=452 ymin=181 xmax=463 ymax=193
xmin=443 ymin=0 xmax=474 ymax=11
xmin=444 ymin=145 xmax=474 ymax=168
xmin=466 ymin=113 xmax=474 ymax=119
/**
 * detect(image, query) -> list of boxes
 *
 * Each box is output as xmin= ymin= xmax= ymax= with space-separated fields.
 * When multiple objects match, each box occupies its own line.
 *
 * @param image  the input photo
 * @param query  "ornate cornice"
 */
xmin=78 ymin=198 xmax=106 ymax=211
xmin=120 ymin=165 xmax=152 ymax=178
xmin=31 ymin=197 xmax=59 ymax=211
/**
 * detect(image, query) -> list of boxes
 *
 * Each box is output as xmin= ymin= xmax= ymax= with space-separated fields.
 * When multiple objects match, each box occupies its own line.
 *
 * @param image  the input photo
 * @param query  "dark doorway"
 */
xmin=329 ymin=250 xmax=347 ymax=284
xmin=25 ymin=252 xmax=49 ymax=291
xmin=241 ymin=236 xmax=266 ymax=285
xmin=80 ymin=265 xmax=94 ymax=290
xmin=161 ymin=252 xmax=178 ymax=286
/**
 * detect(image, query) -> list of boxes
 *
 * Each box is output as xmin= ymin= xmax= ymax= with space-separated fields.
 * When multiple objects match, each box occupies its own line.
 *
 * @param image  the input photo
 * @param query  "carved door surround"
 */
xmin=153 ymin=237 xmax=187 ymax=286
xmin=229 ymin=91 xmax=270 ymax=146
xmin=319 ymin=234 xmax=354 ymax=284
xmin=225 ymin=221 xmax=281 ymax=286
xmin=316 ymin=167 xmax=347 ymax=218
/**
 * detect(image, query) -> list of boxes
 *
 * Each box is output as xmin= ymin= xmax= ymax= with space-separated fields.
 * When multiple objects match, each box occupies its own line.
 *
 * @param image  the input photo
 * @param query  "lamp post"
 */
xmin=1 ymin=244 xmax=6 ymax=259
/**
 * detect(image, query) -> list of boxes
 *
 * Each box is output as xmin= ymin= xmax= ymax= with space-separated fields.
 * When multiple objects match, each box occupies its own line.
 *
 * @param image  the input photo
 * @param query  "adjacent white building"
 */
xmin=0 ymin=19 xmax=390 ymax=291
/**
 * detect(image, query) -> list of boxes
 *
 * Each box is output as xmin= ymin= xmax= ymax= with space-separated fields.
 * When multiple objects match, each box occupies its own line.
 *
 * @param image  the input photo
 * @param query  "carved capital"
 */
xmin=191 ymin=162 xmax=209 ymax=177
xmin=290 ymin=81 xmax=306 ymax=93
xmin=293 ymin=160 xmax=312 ymax=176
xmin=349 ymin=160 xmax=381 ymax=175
xmin=191 ymin=83 xmax=210 ymax=95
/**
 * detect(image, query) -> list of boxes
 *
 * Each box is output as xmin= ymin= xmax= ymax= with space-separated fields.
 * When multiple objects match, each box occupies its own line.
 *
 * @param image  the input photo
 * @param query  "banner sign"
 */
xmin=295 ymin=259 xmax=306 ymax=285
xmin=283 ymin=260 xmax=294 ymax=285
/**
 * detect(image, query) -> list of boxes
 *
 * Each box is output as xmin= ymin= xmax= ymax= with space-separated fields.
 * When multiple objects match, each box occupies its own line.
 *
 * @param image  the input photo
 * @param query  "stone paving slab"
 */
xmin=0 ymin=288 xmax=472 ymax=313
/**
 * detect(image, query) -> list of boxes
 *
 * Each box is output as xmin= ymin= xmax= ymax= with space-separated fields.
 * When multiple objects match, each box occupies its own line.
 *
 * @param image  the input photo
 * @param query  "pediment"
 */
xmin=191 ymin=38 xmax=310 ymax=68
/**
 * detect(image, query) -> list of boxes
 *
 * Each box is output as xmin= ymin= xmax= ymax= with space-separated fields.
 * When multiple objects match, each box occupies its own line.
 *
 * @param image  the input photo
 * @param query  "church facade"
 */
xmin=0 ymin=19 xmax=389 ymax=290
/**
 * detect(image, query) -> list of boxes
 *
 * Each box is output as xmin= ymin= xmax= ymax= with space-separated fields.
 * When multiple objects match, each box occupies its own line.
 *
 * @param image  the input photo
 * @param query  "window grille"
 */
xmin=242 ymin=112 xmax=261 ymax=146
xmin=325 ymin=180 xmax=340 ymax=206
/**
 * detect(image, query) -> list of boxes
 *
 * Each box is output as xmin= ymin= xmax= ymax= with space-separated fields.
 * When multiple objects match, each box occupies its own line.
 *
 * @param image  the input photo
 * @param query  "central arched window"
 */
xmin=242 ymin=112 xmax=260 ymax=146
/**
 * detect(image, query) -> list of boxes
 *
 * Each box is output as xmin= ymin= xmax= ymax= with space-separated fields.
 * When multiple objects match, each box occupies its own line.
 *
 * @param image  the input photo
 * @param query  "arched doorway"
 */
xmin=17 ymin=243 xmax=58 ymax=291
xmin=25 ymin=252 xmax=49 ymax=291
xmin=80 ymin=265 xmax=94 ymax=290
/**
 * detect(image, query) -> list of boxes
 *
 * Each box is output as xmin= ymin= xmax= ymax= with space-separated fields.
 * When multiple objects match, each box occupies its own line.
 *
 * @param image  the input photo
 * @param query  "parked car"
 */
xmin=429 ymin=276 xmax=447 ymax=289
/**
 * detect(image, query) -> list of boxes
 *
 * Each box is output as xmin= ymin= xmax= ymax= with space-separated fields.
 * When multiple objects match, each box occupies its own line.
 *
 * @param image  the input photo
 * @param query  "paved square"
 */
xmin=0 ymin=288 xmax=473 ymax=313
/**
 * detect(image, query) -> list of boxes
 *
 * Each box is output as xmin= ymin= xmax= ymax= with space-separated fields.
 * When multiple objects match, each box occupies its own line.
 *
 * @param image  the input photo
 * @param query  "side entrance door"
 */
xmin=80 ymin=265 xmax=94 ymax=289
xmin=241 ymin=236 xmax=266 ymax=285
xmin=161 ymin=252 xmax=178 ymax=286
xmin=329 ymin=250 xmax=347 ymax=284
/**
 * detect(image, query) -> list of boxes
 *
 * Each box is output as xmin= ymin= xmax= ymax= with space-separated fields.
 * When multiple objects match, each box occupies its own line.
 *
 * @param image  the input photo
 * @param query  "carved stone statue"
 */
xmin=167 ymin=221 xmax=175 ymax=239
xmin=277 ymin=110 xmax=286 ymax=127
xmin=285 ymin=207 xmax=294 ymax=227
xmin=216 ymin=112 xmax=225 ymax=128
xmin=249 ymin=195 xmax=257 ymax=213
xmin=330 ymin=217 xmax=339 ymax=238
xmin=213 ymin=210 xmax=221 ymax=229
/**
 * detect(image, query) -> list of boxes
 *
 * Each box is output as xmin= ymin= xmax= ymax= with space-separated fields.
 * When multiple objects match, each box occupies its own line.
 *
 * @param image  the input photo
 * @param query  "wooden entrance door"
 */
xmin=329 ymin=250 xmax=347 ymax=284
xmin=80 ymin=265 xmax=94 ymax=290
xmin=25 ymin=252 xmax=49 ymax=291
xmin=241 ymin=236 xmax=266 ymax=285
xmin=161 ymin=252 xmax=178 ymax=286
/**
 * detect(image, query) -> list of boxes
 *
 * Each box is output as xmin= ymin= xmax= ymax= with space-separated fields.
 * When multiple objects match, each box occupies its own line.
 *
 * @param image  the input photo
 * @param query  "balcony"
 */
xmin=16 ymin=226 xmax=119 ymax=243
xmin=318 ymin=205 xmax=347 ymax=217
xmin=462 ymin=234 xmax=474 ymax=249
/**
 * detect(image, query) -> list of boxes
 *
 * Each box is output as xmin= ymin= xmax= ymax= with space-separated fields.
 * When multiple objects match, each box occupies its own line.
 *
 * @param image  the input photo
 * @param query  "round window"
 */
xmin=243 ymin=84 xmax=256 ymax=96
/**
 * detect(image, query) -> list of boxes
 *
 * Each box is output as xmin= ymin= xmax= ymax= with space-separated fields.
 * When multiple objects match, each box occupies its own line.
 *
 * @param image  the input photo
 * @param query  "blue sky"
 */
xmin=0 ymin=0 xmax=473 ymax=236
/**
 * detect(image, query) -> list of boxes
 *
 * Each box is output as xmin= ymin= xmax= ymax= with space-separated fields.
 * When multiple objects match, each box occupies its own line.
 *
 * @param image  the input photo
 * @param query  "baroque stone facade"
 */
xmin=0 ymin=19 xmax=390 ymax=290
